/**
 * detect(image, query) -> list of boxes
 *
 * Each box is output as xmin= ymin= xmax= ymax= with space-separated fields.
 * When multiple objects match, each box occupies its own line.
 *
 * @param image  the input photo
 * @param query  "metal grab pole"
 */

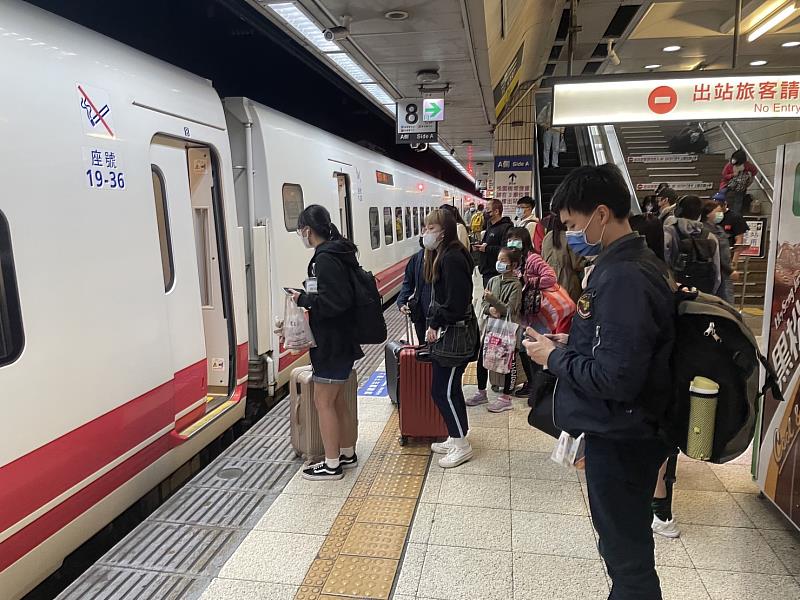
xmin=733 ymin=0 xmax=742 ymax=68
xmin=739 ymin=257 xmax=751 ymax=311
xmin=567 ymin=0 xmax=578 ymax=77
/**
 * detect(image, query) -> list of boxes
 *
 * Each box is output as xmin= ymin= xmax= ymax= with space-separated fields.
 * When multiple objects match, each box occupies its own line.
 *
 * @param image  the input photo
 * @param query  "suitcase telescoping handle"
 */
xmin=406 ymin=314 xmax=415 ymax=345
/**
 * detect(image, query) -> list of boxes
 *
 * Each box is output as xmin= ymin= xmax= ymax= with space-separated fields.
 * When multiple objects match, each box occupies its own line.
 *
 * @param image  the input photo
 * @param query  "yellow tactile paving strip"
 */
xmin=294 ymin=411 xmax=433 ymax=600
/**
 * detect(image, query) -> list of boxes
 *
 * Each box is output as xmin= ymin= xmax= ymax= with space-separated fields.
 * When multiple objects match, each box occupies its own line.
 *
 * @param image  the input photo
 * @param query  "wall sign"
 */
xmin=635 ymin=181 xmax=713 ymax=191
xmin=552 ymin=74 xmax=800 ymax=125
xmin=627 ymin=154 xmax=698 ymax=164
xmin=493 ymin=43 xmax=524 ymax=117
xmin=741 ymin=217 xmax=768 ymax=259
xmin=493 ymin=155 xmax=532 ymax=215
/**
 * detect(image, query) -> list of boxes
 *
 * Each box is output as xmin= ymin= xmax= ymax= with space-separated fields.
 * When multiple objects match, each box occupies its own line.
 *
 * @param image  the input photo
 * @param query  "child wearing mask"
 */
xmin=467 ymin=247 xmax=523 ymax=413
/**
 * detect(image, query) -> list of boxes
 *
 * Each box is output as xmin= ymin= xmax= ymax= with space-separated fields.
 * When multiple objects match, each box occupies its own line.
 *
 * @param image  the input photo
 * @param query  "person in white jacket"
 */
xmin=537 ymin=102 xmax=564 ymax=169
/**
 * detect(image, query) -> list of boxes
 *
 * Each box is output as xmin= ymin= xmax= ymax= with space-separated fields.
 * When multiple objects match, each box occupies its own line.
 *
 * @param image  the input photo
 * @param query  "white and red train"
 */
xmin=0 ymin=2 xmax=476 ymax=597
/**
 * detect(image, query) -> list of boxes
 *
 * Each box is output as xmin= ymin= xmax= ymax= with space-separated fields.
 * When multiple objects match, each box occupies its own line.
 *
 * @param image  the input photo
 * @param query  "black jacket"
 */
xmin=297 ymin=240 xmax=365 ymax=370
xmin=397 ymin=249 xmax=431 ymax=325
xmin=428 ymin=244 xmax=474 ymax=330
xmin=480 ymin=216 xmax=514 ymax=275
xmin=547 ymin=234 xmax=675 ymax=439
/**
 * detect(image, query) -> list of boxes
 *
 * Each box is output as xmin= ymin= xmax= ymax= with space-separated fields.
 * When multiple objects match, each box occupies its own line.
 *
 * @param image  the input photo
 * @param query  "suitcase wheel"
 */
xmin=398 ymin=435 xmax=408 ymax=446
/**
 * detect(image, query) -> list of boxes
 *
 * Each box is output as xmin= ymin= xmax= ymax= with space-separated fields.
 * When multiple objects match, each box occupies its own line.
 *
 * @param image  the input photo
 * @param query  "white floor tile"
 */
xmin=254 ymin=493 xmax=344 ymax=535
xmin=654 ymin=534 xmax=694 ymax=568
xmin=418 ymin=544 xmax=513 ymax=600
xmin=656 ymin=566 xmax=710 ymax=600
xmin=467 ymin=426 xmax=509 ymax=450
xmin=510 ymin=451 xmax=579 ymax=481
xmin=708 ymin=463 xmax=760 ymax=494
xmin=511 ymin=478 xmax=587 ymax=516
xmin=509 ymin=427 xmax=559 ymax=452
xmin=699 ymin=569 xmax=800 ymax=600
xmin=430 ymin=504 xmax=512 ymax=551
xmin=218 ymin=530 xmax=325 ymax=584
xmin=438 ymin=473 xmax=511 ymax=509
xmin=680 ymin=524 xmax=788 ymax=574
xmin=394 ymin=542 xmax=426 ymax=597
xmin=672 ymin=461 xmax=726 ymax=492
xmin=672 ymin=489 xmax=754 ymax=527
xmin=512 ymin=511 xmax=598 ymax=559
xmin=732 ymin=492 xmax=794 ymax=530
xmin=409 ymin=502 xmax=436 ymax=544
xmin=199 ymin=579 xmax=297 ymax=600
xmin=761 ymin=528 xmax=800 ymax=575
xmin=513 ymin=553 xmax=608 ymax=600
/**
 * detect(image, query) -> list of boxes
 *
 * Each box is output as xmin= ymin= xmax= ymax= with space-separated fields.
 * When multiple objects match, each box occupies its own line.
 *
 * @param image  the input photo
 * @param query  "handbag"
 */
xmin=527 ymin=370 xmax=560 ymax=439
xmin=429 ymin=305 xmax=479 ymax=368
xmin=521 ymin=276 xmax=542 ymax=316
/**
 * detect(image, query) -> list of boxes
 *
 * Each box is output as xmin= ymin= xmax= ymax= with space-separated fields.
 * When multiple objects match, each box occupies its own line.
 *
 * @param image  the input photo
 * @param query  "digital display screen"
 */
xmin=376 ymin=171 xmax=394 ymax=186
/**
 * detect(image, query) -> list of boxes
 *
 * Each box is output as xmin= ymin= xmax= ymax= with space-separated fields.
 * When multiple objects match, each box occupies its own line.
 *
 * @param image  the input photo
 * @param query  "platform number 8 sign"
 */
xmin=405 ymin=103 xmax=419 ymax=125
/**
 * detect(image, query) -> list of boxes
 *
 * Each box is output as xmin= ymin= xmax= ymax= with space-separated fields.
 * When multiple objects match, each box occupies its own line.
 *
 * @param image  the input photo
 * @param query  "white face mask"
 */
xmin=422 ymin=231 xmax=442 ymax=250
xmin=298 ymin=228 xmax=312 ymax=249
xmin=496 ymin=261 xmax=510 ymax=273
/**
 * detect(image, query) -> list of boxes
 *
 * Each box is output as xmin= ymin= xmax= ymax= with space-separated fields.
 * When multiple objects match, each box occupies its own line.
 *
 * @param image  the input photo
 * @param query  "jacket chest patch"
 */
xmin=577 ymin=292 xmax=593 ymax=319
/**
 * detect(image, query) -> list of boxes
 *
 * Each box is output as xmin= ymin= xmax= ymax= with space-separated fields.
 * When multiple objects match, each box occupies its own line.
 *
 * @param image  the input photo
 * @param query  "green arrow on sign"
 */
xmin=425 ymin=102 xmax=442 ymax=119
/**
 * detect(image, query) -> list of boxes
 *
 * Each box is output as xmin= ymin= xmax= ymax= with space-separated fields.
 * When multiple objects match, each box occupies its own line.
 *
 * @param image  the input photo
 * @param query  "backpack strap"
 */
xmin=757 ymin=353 xmax=785 ymax=403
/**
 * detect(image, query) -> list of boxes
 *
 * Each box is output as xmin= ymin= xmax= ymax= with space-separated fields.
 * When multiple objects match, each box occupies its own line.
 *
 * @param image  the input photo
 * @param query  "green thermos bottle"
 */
xmin=686 ymin=376 xmax=719 ymax=461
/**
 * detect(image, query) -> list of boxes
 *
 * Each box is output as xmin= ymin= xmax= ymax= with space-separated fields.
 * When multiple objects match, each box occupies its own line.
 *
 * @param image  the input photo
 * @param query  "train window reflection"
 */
xmin=405 ymin=207 xmax=412 ymax=239
xmin=369 ymin=207 xmax=380 ymax=250
xmin=0 ymin=210 xmax=23 ymax=366
xmin=383 ymin=207 xmax=393 ymax=245
xmin=282 ymin=183 xmax=304 ymax=231
xmin=395 ymin=207 xmax=404 ymax=241
xmin=413 ymin=207 xmax=419 ymax=235
xmin=150 ymin=167 xmax=175 ymax=292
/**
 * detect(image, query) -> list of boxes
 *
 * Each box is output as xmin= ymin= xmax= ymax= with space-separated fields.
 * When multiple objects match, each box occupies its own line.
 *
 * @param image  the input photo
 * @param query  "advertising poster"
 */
xmin=759 ymin=141 xmax=800 ymax=529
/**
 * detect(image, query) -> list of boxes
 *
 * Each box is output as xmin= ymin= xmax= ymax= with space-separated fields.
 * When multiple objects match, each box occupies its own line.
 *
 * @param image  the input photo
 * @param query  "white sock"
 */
xmin=325 ymin=457 xmax=340 ymax=468
xmin=451 ymin=437 xmax=470 ymax=450
xmin=340 ymin=447 xmax=355 ymax=458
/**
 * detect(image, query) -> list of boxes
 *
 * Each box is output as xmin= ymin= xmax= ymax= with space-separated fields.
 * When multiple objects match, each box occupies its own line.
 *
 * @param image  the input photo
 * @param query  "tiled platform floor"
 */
xmin=199 ymin=382 xmax=800 ymax=600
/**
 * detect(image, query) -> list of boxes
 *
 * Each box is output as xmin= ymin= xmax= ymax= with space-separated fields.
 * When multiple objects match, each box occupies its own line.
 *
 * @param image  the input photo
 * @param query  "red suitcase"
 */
xmin=396 ymin=345 xmax=448 ymax=445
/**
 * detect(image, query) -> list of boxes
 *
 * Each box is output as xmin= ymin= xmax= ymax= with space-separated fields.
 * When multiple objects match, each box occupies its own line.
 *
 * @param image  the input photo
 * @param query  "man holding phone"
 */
xmin=523 ymin=165 xmax=675 ymax=600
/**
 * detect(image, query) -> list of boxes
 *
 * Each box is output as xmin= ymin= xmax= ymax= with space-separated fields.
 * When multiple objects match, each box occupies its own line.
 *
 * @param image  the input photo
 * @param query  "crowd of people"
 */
xmin=286 ymin=158 xmax=754 ymax=600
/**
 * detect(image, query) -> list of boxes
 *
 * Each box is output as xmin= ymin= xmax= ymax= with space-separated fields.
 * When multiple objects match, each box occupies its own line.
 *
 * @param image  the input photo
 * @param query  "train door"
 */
xmin=335 ymin=172 xmax=353 ymax=241
xmin=149 ymin=139 xmax=235 ymax=424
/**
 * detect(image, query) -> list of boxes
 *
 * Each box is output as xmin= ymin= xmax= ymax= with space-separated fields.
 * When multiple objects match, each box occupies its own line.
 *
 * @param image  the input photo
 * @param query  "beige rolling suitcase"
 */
xmin=289 ymin=366 xmax=359 ymax=461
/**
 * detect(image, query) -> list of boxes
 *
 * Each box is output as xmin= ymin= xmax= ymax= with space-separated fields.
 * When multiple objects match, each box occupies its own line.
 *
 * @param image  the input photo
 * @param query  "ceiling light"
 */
xmin=326 ymin=53 xmax=373 ymax=83
xmin=750 ymin=59 xmax=769 ymax=65
xmin=384 ymin=10 xmax=409 ymax=20
xmin=267 ymin=3 xmax=340 ymax=52
xmin=783 ymin=40 xmax=800 ymax=46
xmin=748 ymin=3 xmax=798 ymax=42
xmin=644 ymin=64 xmax=661 ymax=69
xmin=361 ymin=83 xmax=394 ymax=104
xmin=416 ymin=69 xmax=440 ymax=83
xmin=662 ymin=45 xmax=681 ymax=52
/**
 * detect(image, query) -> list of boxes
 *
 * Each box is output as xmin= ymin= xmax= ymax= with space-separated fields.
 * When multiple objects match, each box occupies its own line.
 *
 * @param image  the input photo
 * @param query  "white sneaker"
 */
xmin=431 ymin=438 xmax=454 ymax=454
xmin=652 ymin=515 xmax=680 ymax=538
xmin=438 ymin=444 xmax=474 ymax=468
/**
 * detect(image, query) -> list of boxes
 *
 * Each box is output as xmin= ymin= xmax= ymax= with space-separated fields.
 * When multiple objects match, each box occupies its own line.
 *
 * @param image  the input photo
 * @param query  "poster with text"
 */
xmin=759 ymin=141 xmax=800 ymax=530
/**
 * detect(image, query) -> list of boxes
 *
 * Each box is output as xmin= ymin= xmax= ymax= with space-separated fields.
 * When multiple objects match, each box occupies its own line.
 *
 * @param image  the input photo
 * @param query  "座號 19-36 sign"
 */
xmin=396 ymin=99 xmax=438 ymax=144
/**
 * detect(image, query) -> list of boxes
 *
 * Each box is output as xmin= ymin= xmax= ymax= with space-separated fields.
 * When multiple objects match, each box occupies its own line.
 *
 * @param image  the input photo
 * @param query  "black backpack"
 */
xmin=672 ymin=226 xmax=717 ymax=294
xmin=348 ymin=265 xmax=387 ymax=345
xmin=663 ymin=289 xmax=782 ymax=463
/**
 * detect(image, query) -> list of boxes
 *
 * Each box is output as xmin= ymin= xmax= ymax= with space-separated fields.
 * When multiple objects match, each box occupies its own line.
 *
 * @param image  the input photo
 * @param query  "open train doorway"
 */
xmin=335 ymin=172 xmax=353 ymax=242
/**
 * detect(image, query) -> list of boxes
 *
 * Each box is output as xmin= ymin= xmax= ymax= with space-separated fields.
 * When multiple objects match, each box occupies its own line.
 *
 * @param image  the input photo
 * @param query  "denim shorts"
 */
xmin=312 ymin=361 xmax=354 ymax=384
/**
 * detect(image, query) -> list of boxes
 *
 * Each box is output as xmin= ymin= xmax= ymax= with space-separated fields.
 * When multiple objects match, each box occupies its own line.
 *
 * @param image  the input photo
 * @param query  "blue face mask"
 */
xmin=496 ymin=261 xmax=510 ymax=274
xmin=565 ymin=211 xmax=603 ymax=257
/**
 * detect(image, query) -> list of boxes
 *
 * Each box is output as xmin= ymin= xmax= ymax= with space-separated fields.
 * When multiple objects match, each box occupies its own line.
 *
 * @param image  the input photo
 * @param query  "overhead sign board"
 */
xmin=423 ymin=98 xmax=445 ymax=122
xmin=552 ymin=74 xmax=800 ymax=125
xmin=494 ymin=43 xmax=524 ymax=117
xmin=396 ymin=99 xmax=437 ymax=144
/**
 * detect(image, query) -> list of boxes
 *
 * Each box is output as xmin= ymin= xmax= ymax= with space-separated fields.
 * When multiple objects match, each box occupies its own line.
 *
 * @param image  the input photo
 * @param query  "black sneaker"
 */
xmin=491 ymin=385 xmax=501 ymax=393
xmin=301 ymin=461 xmax=344 ymax=481
xmin=514 ymin=384 xmax=530 ymax=398
xmin=340 ymin=453 xmax=358 ymax=469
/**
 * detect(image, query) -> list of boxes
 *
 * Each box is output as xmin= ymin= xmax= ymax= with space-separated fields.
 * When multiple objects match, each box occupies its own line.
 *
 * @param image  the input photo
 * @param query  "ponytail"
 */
xmin=297 ymin=204 xmax=358 ymax=253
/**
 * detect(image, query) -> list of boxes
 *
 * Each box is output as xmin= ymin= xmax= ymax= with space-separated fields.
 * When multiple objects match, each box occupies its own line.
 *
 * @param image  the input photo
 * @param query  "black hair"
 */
xmin=477 ymin=203 xmax=485 ymax=211
xmin=550 ymin=164 xmax=631 ymax=219
xmin=505 ymin=226 xmax=533 ymax=254
xmin=701 ymin=200 xmax=721 ymax=223
xmin=297 ymin=204 xmax=357 ymax=252
xmin=628 ymin=213 xmax=665 ymax=262
xmin=547 ymin=212 xmax=565 ymax=249
xmin=517 ymin=196 xmax=535 ymax=208
xmin=676 ymin=195 xmax=703 ymax=220
xmin=657 ymin=185 xmax=677 ymax=202
xmin=498 ymin=246 xmax=522 ymax=267
xmin=424 ymin=208 xmax=470 ymax=283
xmin=731 ymin=148 xmax=747 ymax=164
xmin=439 ymin=203 xmax=467 ymax=227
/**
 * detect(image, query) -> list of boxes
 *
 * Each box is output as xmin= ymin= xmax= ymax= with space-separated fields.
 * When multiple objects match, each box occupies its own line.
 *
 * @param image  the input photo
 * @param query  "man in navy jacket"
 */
xmin=524 ymin=165 xmax=675 ymax=600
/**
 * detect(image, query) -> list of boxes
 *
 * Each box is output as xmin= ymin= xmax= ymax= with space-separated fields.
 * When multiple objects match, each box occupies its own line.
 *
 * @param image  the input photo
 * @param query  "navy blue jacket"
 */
xmin=547 ymin=234 xmax=675 ymax=439
xmin=396 ymin=249 xmax=432 ymax=325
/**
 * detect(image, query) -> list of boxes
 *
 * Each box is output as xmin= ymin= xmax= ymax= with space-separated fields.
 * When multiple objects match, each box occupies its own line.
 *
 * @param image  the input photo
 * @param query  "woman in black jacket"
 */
xmin=293 ymin=205 xmax=364 ymax=481
xmin=423 ymin=208 xmax=476 ymax=468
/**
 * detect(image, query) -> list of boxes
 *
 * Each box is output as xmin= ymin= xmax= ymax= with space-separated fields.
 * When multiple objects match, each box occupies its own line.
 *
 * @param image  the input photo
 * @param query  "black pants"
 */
xmin=412 ymin=319 xmax=427 ymax=346
xmin=476 ymin=343 xmax=514 ymax=394
xmin=518 ymin=349 xmax=538 ymax=388
xmin=431 ymin=361 xmax=469 ymax=438
xmin=584 ymin=435 xmax=670 ymax=600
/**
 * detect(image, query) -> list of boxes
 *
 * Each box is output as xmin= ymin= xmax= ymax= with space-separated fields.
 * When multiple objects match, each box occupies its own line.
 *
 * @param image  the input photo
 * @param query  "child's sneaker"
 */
xmin=466 ymin=389 xmax=488 ymax=406
xmin=487 ymin=394 xmax=513 ymax=413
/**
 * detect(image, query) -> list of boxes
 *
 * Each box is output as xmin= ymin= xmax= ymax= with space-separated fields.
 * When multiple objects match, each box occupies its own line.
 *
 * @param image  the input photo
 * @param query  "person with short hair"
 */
xmin=655 ymin=184 xmax=678 ymax=222
xmin=470 ymin=203 xmax=486 ymax=237
xmin=664 ymin=195 xmax=721 ymax=295
xmin=702 ymin=201 xmax=734 ymax=304
xmin=440 ymin=203 xmax=471 ymax=249
xmin=516 ymin=195 xmax=538 ymax=241
xmin=523 ymin=164 xmax=675 ymax=600
xmin=475 ymin=199 xmax=513 ymax=288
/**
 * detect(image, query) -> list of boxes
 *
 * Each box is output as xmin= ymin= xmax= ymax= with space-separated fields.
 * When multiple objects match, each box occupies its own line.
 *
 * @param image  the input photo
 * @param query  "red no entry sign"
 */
xmin=647 ymin=85 xmax=678 ymax=114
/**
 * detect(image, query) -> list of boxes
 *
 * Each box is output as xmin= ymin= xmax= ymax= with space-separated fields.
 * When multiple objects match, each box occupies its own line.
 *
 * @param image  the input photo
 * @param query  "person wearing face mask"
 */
xmin=439 ymin=203 xmax=471 ymax=250
xmin=515 ymin=196 xmax=538 ymax=239
xmin=663 ymin=195 xmax=721 ymax=296
xmin=720 ymin=149 xmax=757 ymax=215
xmin=423 ymin=209 xmax=477 ymax=468
xmin=397 ymin=235 xmax=432 ymax=344
xmin=292 ymin=205 xmax=364 ymax=481
xmin=701 ymin=200 xmax=734 ymax=304
xmin=655 ymin=184 xmax=678 ymax=222
xmin=475 ymin=199 xmax=514 ymax=288
xmin=523 ymin=164 xmax=675 ymax=600
xmin=467 ymin=247 xmax=524 ymax=412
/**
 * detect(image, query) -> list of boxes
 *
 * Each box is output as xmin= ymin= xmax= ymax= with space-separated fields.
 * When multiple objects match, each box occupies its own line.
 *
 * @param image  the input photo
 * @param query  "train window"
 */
xmin=150 ymin=167 xmax=175 ymax=292
xmin=413 ymin=207 xmax=419 ymax=235
xmin=383 ymin=207 xmax=393 ymax=245
xmin=369 ymin=207 xmax=380 ymax=250
xmin=0 ymin=210 xmax=23 ymax=366
xmin=395 ymin=207 xmax=404 ymax=241
xmin=404 ymin=207 xmax=412 ymax=239
xmin=282 ymin=183 xmax=304 ymax=231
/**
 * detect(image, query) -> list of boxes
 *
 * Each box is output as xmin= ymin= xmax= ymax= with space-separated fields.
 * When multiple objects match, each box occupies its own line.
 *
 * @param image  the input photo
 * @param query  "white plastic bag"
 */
xmin=482 ymin=316 xmax=519 ymax=374
xmin=550 ymin=431 xmax=585 ymax=469
xmin=282 ymin=295 xmax=316 ymax=351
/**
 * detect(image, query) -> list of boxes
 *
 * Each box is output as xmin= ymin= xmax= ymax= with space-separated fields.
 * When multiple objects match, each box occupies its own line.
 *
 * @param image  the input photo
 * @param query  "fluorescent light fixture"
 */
xmin=748 ymin=3 xmax=798 ymax=42
xmin=326 ymin=52 xmax=373 ymax=83
xmin=662 ymin=45 xmax=681 ymax=52
xmin=783 ymin=40 xmax=800 ymax=46
xmin=361 ymin=83 xmax=394 ymax=104
xmin=429 ymin=143 xmax=475 ymax=182
xmin=644 ymin=64 xmax=661 ymax=69
xmin=267 ymin=2 xmax=340 ymax=52
xmin=750 ymin=59 xmax=769 ymax=65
